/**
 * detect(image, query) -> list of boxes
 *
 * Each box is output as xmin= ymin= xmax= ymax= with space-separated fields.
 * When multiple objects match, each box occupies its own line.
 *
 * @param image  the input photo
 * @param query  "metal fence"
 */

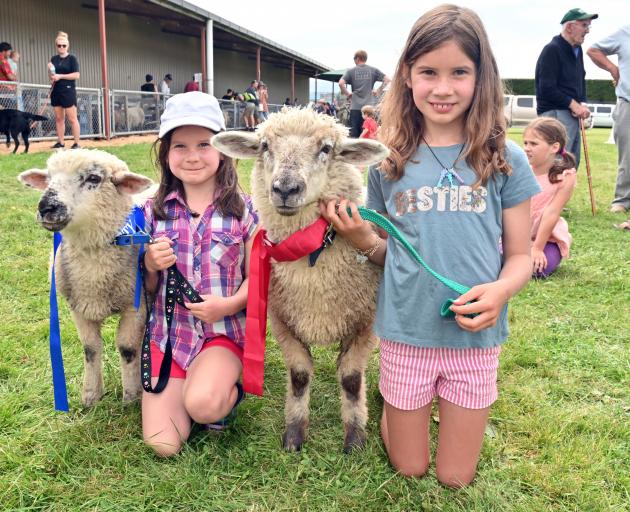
xmin=0 ymin=82 xmax=103 ymax=140
xmin=110 ymin=89 xmax=170 ymax=136
xmin=0 ymin=82 xmax=292 ymax=142
xmin=217 ymin=99 xmax=286 ymax=130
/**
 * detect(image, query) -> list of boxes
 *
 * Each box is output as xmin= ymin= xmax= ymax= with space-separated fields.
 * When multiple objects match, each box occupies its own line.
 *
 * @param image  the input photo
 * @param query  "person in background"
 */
xmin=257 ymin=81 xmax=269 ymax=121
xmin=327 ymin=101 xmax=337 ymax=118
xmin=184 ymin=75 xmax=199 ymax=93
xmin=339 ymin=49 xmax=390 ymax=137
xmin=0 ymin=42 xmax=17 ymax=109
xmin=0 ymin=42 xmax=16 ymax=83
xmin=359 ymin=104 xmax=378 ymax=139
xmin=160 ymin=73 xmax=173 ymax=95
xmin=523 ymin=118 xmax=577 ymax=278
xmin=283 ymin=97 xmax=291 ymax=106
xmin=242 ymin=80 xmax=259 ymax=131
xmin=8 ymin=49 xmax=19 ymax=79
xmin=535 ymin=8 xmax=597 ymax=169
xmin=141 ymin=74 xmax=157 ymax=93
xmin=588 ymin=25 xmax=630 ymax=213
xmin=222 ymin=88 xmax=235 ymax=101
xmin=315 ymin=98 xmax=328 ymax=114
xmin=8 ymin=49 xmax=22 ymax=109
xmin=48 ymin=31 xmax=80 ymax=149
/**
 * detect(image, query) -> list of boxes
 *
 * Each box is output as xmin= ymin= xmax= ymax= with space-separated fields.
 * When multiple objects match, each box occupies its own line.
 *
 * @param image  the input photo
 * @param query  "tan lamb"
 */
xmin=213 ymin=108 xmax=389 ymax=452
xmin=19 ymin=149 xmax=154 ymax=407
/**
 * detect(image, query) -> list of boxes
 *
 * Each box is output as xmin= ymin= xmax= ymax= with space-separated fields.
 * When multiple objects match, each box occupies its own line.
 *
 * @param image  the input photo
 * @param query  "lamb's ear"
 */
xmin=111 ymin=171 xmax=154 ymax=196
xmin=212 ymin=131 xmax=260 ymax=159
xmin=337 ymin=139 xmax=390 ymax=167
xmin=18 ymin=169 xmax=49 ymax=190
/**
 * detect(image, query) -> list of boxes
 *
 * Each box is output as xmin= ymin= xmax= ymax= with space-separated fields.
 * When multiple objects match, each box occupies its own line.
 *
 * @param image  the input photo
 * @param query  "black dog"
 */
xmin=0 ymin=109 xmax=48 ymax=154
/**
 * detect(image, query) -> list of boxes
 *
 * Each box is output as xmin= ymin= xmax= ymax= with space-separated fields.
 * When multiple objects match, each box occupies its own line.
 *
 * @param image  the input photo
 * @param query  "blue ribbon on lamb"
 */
xmin=49 ymin=205 xmax=149 ymax=412
xmin=113 ymin=205 xmax=150 ymax=311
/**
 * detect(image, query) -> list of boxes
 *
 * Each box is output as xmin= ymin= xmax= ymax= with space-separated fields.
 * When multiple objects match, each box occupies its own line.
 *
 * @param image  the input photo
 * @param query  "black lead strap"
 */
xmin=141 ymin=264 xmax=203 ymax=393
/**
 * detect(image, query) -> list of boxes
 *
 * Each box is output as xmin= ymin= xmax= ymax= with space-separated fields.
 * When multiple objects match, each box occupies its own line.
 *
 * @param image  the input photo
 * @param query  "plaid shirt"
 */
xmin=144 ymin=190 xmax=258 ymax=370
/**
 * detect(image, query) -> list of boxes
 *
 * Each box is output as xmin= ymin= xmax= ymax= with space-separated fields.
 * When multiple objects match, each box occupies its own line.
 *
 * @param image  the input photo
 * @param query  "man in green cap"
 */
xmin=535 ymin=8 xmax=598 ymax=169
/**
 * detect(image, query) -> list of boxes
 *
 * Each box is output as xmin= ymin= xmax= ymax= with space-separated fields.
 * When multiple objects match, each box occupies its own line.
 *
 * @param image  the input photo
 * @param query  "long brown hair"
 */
xmin=151 ymin=129 xmax=244 ymax=220
xmin=524 ymin=118 xmax=576 ymax=184
xmin=379 ymin=4 xmax=509 ymax=185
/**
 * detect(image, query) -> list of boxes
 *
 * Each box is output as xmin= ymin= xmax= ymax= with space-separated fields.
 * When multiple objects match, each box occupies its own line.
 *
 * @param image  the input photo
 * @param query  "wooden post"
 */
xmin=98 ymin=0 xmax=110 ymax=139
xmin=256 ymin=46 xmax=261 ymax=82
xmin=291 ymin=60 xmax=295 ymax=105
xmin=201 ymin=27 xmax=206 ymax=93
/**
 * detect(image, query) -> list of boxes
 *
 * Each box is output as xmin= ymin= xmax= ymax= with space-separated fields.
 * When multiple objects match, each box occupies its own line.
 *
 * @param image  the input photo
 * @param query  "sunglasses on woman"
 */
xmin=57 ymin=44 xmax=67 ymax=48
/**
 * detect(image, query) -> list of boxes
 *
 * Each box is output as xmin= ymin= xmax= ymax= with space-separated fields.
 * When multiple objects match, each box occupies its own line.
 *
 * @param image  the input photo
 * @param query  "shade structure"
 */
xmin=315 ymin=69 xmax=347 ymax=82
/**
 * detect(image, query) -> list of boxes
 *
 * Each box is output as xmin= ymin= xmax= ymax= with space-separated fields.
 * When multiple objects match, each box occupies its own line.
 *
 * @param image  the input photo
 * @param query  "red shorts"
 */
xmin=150 ymin=336 xmax=243 ymax=379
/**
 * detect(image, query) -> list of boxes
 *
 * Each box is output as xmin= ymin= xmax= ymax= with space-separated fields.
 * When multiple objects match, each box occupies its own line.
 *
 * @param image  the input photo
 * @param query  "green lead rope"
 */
xmin=353 ymin=206 xmax=472 ymax=318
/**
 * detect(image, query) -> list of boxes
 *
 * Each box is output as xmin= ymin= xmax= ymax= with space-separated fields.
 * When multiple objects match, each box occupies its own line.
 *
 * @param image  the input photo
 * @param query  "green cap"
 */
xmin=560 ymin=8 xmax=598 ymax=24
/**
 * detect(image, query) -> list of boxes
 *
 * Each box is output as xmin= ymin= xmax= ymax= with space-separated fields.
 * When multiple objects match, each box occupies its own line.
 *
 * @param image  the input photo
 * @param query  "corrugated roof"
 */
xmin=150 ymin=0 xmax=332 ymax=72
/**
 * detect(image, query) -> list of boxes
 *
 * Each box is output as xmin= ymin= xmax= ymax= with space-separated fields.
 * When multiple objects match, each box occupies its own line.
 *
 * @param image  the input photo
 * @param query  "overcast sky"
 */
xmin=190 ymin=0 xmax=623 ymax=92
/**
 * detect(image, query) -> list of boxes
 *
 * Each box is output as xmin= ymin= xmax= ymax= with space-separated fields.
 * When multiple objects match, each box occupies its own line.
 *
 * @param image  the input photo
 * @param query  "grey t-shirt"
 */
xmin=366 ymin=140 xmax=540 ymax=349
xmin=591 ymin=25 xmax=630 ymax=101
xmin=342 ymin=64 xmax=385 ymax=111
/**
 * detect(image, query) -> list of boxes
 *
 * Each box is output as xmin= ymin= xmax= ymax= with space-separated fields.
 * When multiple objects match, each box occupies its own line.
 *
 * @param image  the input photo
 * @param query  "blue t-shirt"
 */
xmin=366 ymin=139 xmax=540 ymax=349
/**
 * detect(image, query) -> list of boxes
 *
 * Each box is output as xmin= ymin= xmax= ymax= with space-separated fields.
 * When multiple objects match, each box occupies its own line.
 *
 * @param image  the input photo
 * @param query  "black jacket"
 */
xmin=535 ymin=35 xmax=586 ymax=114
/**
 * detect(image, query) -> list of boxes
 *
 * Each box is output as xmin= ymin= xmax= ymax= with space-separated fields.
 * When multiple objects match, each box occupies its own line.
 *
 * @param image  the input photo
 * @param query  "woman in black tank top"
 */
xmin=48 ymin=31 xmax=81 ymax=149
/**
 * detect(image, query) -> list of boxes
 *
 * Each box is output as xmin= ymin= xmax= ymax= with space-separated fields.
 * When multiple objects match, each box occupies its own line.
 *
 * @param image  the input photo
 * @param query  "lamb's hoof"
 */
xmin=343 ymin=424 xmax=366 ymax=454
xmin=122 ymin=387 xmax=141 ymax=403
xmin=82 ymin=388 xmax=104 ymax=407
xmin=283 ymin=421 xmax=306 ymax=452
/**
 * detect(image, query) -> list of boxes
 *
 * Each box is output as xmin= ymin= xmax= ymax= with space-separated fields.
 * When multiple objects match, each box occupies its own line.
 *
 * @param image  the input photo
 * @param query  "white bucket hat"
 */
xmin=158 ymin=91 xmax=226 ymax=138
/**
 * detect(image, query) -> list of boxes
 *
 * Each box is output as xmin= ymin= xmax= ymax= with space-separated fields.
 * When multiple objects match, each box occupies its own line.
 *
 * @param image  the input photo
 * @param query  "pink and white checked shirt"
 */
xmin=144 ymin=190 xmax=258 ymax=370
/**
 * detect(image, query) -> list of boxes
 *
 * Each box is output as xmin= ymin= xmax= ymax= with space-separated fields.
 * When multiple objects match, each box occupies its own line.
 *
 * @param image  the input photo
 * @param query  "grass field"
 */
xmin=0 ymin=128 xmax=627 ymax=511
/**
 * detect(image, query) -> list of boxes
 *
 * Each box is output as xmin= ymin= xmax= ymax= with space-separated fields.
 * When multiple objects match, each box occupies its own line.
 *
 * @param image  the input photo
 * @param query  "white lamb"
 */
xmin=19 ymin=149 xmax=154 ymax=406
xmin=213 ymin=108 xmax=389 ymax=452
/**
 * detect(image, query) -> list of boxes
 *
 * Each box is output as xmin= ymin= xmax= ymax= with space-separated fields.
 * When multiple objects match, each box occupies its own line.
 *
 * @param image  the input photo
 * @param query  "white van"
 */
xmin=504 ymin=95 xmax=537 ymax=127
xmin=504 ymin=94 xmax=594 ymax=129
xmin=587 ymin=103 xmax=614 ymax=128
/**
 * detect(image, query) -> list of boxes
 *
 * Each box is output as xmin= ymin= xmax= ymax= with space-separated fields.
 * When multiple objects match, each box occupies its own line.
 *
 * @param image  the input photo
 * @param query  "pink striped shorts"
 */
xmin=379 ymin=339 xmax=501 ymax=410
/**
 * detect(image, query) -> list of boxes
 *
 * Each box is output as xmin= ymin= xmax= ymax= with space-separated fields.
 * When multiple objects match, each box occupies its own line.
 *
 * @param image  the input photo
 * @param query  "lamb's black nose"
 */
xmin=272 ymin=183 xmax=304 ymax=202
xmin=38 ymin=195 xmax=67 ymax=219
xmin=38 ymin=201 xmax=58 ymax=217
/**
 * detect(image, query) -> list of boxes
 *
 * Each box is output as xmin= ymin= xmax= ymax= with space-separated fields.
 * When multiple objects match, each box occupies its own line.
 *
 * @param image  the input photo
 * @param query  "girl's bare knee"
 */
xmin=184 ymin=387 xmax=231 ymax=424
xmin=389 ymin=455 xmax=429 ymax=478
xmin=144 ymin=435 xmax=183 ymax=458
xmin=436 ymin=468 xmax=476 ymax=488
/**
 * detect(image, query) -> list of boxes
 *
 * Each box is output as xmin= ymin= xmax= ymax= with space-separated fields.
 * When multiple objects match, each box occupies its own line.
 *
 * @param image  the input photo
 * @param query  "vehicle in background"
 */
xmin=504 ymin=94 xmax=593 ymax=129
xmin=504 ymin=95 xmax=537 ymax=127
xmin=587 ymin=103 xmax=615 ymax=128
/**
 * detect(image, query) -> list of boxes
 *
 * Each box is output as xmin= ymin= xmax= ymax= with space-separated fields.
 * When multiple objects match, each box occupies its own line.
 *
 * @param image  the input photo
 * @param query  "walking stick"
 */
xmin=579 ymin=117 xmax=597 ymax=216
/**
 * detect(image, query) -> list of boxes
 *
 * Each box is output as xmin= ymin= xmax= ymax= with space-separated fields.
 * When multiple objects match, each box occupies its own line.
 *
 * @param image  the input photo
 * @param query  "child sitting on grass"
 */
xmin=523 ymin=117 xmax=577 ymax=277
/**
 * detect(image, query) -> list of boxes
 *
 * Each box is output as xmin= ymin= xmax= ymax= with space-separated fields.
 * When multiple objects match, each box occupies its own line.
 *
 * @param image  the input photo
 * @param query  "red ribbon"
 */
xmin=243 ymin=216 xmax=330 ymax=396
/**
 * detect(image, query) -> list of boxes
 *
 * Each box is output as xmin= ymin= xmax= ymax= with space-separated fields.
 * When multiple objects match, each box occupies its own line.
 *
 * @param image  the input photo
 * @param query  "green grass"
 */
xmin=0 ymin=129 xmax=628 ymax=511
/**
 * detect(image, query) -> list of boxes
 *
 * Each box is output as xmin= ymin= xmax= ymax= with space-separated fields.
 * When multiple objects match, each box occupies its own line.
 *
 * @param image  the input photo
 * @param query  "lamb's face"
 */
xmin=18 ymin=149 xmax=153 ymax=232
xmin=259 ymin=132 xmax=336 ymax=216
xmin=212 ymin=108 xmax=390 ymax=217
xmin=38 ymin=160 xmax=110 ymax=231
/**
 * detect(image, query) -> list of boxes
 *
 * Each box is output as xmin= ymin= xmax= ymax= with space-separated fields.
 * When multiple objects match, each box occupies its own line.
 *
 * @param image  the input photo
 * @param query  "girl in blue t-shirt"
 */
xmin=321 ymin=5 xmax=539 ymax=487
